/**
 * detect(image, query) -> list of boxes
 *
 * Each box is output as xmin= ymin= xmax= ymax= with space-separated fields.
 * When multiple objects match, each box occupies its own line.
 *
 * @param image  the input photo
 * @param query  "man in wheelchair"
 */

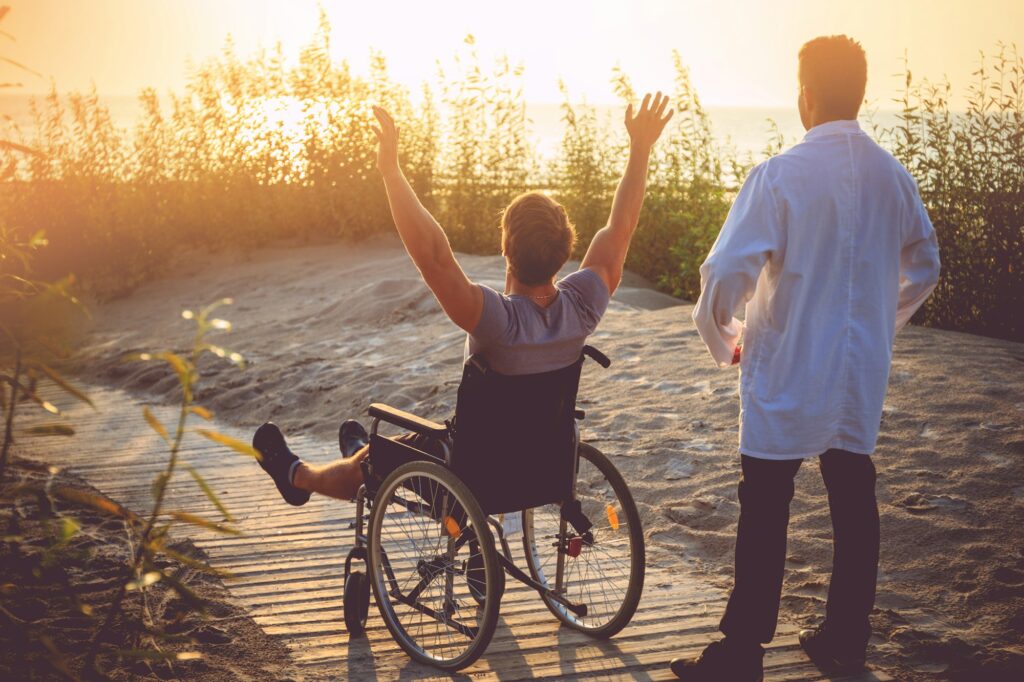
xmin=250 ymin=93 xmax=671 ymax=671
xmin=251 ymin=93 xmax=673 ymax=511
xmin=249 ymin=94 xmax=671 ymax=667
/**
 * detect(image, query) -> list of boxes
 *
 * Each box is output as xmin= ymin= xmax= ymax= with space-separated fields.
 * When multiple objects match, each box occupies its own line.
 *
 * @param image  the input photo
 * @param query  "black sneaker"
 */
xmin=252 ymin=422 xmax=310 ymax=507
xmin=670 ymin=639 xmax=764 ymax=681
xmin=338 ymin=419 xmax=369 ymax=457
xmin=799 ymin=624 xmax=867 ymax=674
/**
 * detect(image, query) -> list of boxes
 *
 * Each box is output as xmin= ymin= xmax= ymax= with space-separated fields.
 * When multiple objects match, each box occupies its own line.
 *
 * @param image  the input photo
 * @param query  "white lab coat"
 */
xmin=693 ymin=120 xmax=941 ymax=459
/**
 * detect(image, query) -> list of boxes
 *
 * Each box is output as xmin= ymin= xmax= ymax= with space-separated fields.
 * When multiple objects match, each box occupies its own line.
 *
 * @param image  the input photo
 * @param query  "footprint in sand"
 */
xmin=980 ymin=452 xmax=1012 ymax=469
xmin=993 ymin=567 xmax=1024 ymax=586
xmin=791 ymin=581 xmax=828 ymax=598
xmin=653 ymin=381 xmax=685 ymax=394
xmin=890 ymin=370 xmax=913 ymax=385
xmin=664 ymin=458 xmax=695 ymax=480
xmin=692 ymin=380 xmax=712 ymax=395
xmin=664 ymin=499 xmax=732 ymax=531
xmin=897 ymin=492 xmax=969 ymax=513
xmin=980 ymin=421 xmax=1017 ymax=432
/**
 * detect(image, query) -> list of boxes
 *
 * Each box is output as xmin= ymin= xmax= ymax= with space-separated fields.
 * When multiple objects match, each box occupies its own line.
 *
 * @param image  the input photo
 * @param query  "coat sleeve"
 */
xmin=692 ymin=162 xmax=781 ymax=367
xmin=895 ymin=197 xmax=941 ymax=331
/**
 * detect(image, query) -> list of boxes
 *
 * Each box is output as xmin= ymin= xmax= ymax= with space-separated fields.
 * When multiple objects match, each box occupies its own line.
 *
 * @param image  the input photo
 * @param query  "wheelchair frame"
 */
xmin=345 ymin=416 xmax=590 ymax=622
xmin=341 ymin=347 xmax=644 ymax=670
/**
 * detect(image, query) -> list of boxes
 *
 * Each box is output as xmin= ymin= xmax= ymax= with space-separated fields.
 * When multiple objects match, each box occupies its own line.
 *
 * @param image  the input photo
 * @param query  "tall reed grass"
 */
xmin=0 ymin=13 xmax=1019 ymax=340
xmin=879 ymin=45 xmax=1023 ymax=340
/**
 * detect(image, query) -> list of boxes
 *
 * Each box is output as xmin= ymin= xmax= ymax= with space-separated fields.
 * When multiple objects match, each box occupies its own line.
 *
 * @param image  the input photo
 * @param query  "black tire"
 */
xmin=523 ymin=442 xmax=645 ymax=638
xmin=367 ymin=461 xmax=500 ymax=671
xmin=343 ymin=570 xmax=370 ymax=636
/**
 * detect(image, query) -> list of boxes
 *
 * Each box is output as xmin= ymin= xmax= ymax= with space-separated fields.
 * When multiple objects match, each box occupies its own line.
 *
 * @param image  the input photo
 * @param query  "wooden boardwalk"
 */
xmin=16 ymin=383 xmax=892 ymax=681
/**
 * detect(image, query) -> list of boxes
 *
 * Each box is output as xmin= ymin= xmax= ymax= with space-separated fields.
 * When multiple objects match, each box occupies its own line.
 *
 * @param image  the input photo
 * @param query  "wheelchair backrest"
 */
xmin=451 ymin=345 xmax=608 ymax=515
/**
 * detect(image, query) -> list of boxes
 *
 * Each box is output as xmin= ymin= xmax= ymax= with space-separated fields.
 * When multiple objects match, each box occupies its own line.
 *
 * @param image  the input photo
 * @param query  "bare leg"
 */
xmin=293 ymin=445 xmax=369 ymax=501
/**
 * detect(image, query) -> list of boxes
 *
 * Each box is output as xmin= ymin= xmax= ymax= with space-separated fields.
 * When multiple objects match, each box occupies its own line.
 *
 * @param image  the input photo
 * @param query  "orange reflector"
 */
xmin=443 ymin=516 xmax=460 ymax=538
xmin=606 ymin=504 xmax=620 ymax=531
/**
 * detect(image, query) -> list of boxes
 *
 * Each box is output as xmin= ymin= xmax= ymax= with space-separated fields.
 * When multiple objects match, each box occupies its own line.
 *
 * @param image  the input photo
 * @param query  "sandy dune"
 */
xmin=76 ymin=236 xmax=1024 ymax=679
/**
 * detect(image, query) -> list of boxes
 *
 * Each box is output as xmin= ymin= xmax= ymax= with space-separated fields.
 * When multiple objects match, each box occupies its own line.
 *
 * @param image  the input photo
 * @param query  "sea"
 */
xmin=0 ymin=94 xmax=899 ymax=164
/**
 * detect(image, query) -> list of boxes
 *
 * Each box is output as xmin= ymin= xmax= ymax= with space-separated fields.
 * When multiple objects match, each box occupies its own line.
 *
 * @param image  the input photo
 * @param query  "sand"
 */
xmin=73 ymin=236 xmax=1024 ymax=680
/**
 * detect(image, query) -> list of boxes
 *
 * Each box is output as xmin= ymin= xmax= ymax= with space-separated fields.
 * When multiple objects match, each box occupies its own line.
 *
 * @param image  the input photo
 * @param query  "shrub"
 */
xmin=881 ymin=45 xmax=1023 ymax=341
xmin=0 ymin=10 xmax=1018 ymax=340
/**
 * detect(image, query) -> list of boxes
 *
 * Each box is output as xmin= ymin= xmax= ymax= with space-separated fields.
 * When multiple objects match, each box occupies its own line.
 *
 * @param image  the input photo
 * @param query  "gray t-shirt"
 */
xmin=466 ymin=267 xmax=610 ymax=375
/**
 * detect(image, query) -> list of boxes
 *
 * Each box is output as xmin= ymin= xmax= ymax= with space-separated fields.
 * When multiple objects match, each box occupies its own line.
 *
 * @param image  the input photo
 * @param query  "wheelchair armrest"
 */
xmin=368 ymin=403 xmax=449 ymax=439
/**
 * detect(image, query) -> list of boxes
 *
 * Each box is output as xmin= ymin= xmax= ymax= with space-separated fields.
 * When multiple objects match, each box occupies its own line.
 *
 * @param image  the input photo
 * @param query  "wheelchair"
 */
xmin=341 ymin=346 xmax=645 ymax=671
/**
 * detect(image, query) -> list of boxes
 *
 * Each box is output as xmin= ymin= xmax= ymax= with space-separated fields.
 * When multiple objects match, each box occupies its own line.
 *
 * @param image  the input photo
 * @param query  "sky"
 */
xmin=2 ymin=0 xmax=1022 ymax=108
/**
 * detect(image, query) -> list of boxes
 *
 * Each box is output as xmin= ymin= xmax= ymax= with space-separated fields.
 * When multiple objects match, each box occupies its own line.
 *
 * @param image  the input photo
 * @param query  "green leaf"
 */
xmin=125 ymin=570 xmax=163 ymax=591
xmin=129 ymin=351 xmax=193 ymax=397
xmin=50 ymin=485 xmax=131 ymax=519
xmin=195 ymin=429 xmax=261 ymax=459
xmin=170 ymin=510 xmax=241 ymax=536
xmin=59 ymin=517 xmax=80 ymax=542
xmin=188 ymin=405 xmax=213 ymax=420
xmin=35 ymin=364 xmax=93 ymax=408
xmin=25 ymin=424 xmax=74 ymax=436
xmin=0 ymin=139 xmax=43 ymax=157
xmin=185 ymin=465 xmax=234 ymax=522
xmin=151 ymin=540 xmax=235 ymax=579
xmin=150 ymin=472 xmax=170 ymax=500
xmin=143 ymin=406 xmax=169 ymax=442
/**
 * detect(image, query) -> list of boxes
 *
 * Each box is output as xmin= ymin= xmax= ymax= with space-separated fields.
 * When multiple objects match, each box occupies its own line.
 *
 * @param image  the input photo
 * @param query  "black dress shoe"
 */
xmin=799 ymin=624 xmax=867 ymax=674
xmin=338 ymin=419 xmax=369 ymax=457
xmin=670 ymin=639 xmax=764 ymax=681
xmin=252 ymin=422 xmax=310 ymax=507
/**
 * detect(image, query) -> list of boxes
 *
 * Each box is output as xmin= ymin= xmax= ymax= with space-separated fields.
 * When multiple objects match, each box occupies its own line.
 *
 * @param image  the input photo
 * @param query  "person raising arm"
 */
xmin=249 ymin=93 xmax=674 ymax=509
xmin=370 ymin=105 xmax=483 ymax=332
xmin=581 ymin=92 xmax=674 ymax=293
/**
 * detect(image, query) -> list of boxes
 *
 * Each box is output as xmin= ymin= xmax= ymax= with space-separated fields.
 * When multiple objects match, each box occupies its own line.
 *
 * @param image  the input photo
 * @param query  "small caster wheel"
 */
xmin=344 ymin=570 xmax=370 ymax=636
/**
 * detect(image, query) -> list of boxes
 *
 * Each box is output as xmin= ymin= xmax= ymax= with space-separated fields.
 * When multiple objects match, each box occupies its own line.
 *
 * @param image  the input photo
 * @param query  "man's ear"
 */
xmin=801 ymin=86 xmax=818 ymax=112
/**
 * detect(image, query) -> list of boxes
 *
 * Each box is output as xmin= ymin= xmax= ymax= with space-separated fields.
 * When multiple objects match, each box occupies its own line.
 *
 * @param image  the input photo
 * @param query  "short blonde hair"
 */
xmin=500 ymin=192 xmax=576 ymax=286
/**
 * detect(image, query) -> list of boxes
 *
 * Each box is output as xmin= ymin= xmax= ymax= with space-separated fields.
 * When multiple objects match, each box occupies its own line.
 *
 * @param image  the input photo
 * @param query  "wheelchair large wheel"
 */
xmin=367 ymin=461 xmax=501 ymax=671
xmin=522 ymin=442 xmax=645 ymax=638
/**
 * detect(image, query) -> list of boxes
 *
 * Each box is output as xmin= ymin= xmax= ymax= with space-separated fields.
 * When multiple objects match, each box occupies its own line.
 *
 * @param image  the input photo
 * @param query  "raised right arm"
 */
xmin=372 ymin=106 xmax=483 ymax=333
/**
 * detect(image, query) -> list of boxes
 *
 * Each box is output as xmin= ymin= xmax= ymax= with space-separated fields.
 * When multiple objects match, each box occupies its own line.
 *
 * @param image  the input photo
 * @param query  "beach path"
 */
xmin=16 ymin=381 xmax=891 ymax=681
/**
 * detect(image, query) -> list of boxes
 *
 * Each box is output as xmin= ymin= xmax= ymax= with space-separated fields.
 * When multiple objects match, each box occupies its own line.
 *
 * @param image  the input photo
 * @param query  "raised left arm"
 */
xmin=581 ymin=92 xmax=673 ymax=294
xmin=372 ymin=106 xmax=483 ymax=332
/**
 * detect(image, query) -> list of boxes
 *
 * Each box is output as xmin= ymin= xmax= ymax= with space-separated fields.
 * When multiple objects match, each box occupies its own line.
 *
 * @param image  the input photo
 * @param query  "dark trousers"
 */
xmin=719 ymin=449 xmax=879 ymax=648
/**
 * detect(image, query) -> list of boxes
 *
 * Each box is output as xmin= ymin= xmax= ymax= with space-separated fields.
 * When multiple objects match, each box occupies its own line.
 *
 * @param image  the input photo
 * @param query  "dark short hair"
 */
xmin=798 ymin=35 xmax=867 ymax=118
xmin=501 ymin=192 xmax=576 ymax=286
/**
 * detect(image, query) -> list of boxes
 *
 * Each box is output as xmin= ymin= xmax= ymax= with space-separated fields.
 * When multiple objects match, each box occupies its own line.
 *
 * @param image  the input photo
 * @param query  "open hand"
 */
xmin=371 ymin=105 xmax=400 ymax=177
xmin=624 ymin=92 xmax=674 ymax=151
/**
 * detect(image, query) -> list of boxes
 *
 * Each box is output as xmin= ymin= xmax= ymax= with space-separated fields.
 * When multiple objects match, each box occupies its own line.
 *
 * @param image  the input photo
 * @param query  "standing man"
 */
xmin=674 ymin=36 xmax=941 ymax=681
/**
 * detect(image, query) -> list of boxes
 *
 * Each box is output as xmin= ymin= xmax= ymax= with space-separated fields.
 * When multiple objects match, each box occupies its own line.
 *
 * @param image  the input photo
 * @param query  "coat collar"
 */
xmin=803 ymin=119 xmax=864 ymax=141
